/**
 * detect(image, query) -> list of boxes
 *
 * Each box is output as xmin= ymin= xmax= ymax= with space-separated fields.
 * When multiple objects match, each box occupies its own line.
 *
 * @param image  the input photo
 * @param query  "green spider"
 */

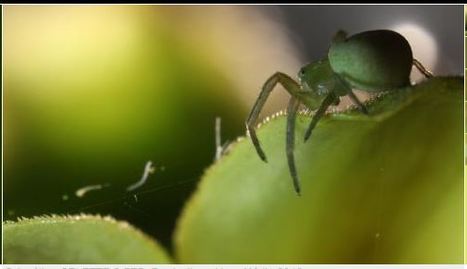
xmin=246 ymin=29 xmax=433 ymax=195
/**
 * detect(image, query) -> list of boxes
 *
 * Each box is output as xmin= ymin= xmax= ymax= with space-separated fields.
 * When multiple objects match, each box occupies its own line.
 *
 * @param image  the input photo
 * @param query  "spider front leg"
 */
xmin=246 ymin=72 xmax=303 ymax=162
xmin=304 ymin=93 xmax=338 ymax=142
xmin=286 ymin=96 xmax=301 ymax=195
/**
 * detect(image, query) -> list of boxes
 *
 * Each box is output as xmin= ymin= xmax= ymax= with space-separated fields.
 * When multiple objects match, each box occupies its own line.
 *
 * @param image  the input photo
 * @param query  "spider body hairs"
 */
xmin=245 ymin=29 xmax=433 ymax=195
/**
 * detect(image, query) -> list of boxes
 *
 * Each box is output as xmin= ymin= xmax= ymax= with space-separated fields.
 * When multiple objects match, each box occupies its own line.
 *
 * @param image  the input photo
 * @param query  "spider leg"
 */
xmin=304 ymin=93 xmax=337 ymax=142
xmin=246 ymin=72 xmax=302 ymax=162
xmin=333 ymin=74 xmax=368 ymax=115
xmin=347 ymin=90 xmax=368 ymax=115
xmin=286 ymin=96 xmax=301 ymax=195
xmin=413 ymin=58 xmax=433 ymax=78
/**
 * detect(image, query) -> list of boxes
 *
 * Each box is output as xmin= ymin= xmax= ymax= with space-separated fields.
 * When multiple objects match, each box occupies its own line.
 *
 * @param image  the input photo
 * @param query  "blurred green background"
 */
xmin=3 ymin=5 xmax=303 ymax=249
xmin=3 ymin=5 xmax=463 ymax=254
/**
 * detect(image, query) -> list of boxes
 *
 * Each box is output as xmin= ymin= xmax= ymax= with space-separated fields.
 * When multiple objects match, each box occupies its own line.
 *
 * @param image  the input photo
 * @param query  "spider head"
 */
xmin=297 ymin=58 xmax=336 ymax=109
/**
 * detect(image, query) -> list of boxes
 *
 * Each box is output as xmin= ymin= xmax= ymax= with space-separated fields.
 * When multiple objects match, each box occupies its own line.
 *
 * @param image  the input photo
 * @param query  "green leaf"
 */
xmin=4 ymin=214 xmax=172 ymax=264
xmin=174 ymin=77 xmax=463 ymax=263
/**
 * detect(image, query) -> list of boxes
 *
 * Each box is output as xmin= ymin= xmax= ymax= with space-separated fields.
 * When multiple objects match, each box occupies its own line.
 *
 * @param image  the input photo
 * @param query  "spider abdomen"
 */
xmin=328 ymin=30 xmax=413 ymax=91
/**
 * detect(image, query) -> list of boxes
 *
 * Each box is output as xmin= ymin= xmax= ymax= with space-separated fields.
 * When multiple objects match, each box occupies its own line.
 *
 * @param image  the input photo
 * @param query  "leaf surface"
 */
xmin=4 ymin=214 xmax=172 ymax=264
xmin=175 ymin=77 xmax=463 ymax=263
